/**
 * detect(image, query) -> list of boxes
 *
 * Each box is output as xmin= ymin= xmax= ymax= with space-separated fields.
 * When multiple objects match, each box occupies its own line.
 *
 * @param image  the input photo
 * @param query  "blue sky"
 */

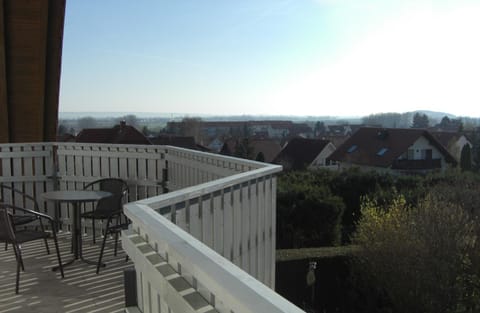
xmin=59 ymin=0 xmax=480 ymax=117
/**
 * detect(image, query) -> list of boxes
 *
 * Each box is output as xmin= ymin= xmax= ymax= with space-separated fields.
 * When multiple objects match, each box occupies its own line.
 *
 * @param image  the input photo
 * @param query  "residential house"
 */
xmin=431 ymin=131 xmax=472 ymax=162
xmin=322 ymin=124 xmax=365 ymax=137
xmin=56 ymin=133 xmax=75 ymax=142
xmin=319 ymin=135 xmax=350 ymax=148
xmin=150 ymin=135 xmax=209 ymax=151
xmin=324 ymin=124 xmax=353 ymax=136
xmin=250 ymin=139 xmax=282 ymax=162
xmin=273 ymin=138 xmax=336 ymax=170
xmin=219 ymin=137 xmax=281 ymax=162
xmin=220 ymin=138 xmax=238 ymax=156
xmin=328 ymin=127 xmax=457 ymax=174
xmin=207 ymin=137 xmax=226 ymax=152
xmin=75 ymin=121 xmax=151 ymax=145
xmin=290 ymin=123 xmax=313 ymax=138
xmin=316 ymin=124 xmax=372 ymax=149
xmin=166 ymin=120 xmax=310 ymax=140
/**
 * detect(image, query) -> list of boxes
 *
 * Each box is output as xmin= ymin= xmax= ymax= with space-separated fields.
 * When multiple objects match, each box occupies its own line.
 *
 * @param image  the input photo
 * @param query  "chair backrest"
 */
xmin=84 ymin=178 xmax=129 ymax=216
xmin=0 ymin=204 xmax=17 ymax=244
xmin=0 ymin=183 xmax=40 ymax=211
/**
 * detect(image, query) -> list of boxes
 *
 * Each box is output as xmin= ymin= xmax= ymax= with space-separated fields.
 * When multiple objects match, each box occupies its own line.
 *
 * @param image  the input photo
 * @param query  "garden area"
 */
xmin=275 ymin=168 xmax=480 ymax=313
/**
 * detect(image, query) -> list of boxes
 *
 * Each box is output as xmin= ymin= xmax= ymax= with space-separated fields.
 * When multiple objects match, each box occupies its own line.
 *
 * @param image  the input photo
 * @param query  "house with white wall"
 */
xmin=328 ymin=127 xmax=457 ymax=174
xmin=273 ymin=138 xmax=336 ymax=170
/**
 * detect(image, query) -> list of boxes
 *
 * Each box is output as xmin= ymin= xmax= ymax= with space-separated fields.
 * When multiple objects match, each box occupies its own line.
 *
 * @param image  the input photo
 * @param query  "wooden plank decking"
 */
xmin=0 ymin=233 xmax=131 ymax=313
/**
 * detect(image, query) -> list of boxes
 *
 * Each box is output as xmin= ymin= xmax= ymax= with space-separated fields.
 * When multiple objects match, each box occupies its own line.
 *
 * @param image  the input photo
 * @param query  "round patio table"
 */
xmin=42 ymin=190 xmax=112 ymax=270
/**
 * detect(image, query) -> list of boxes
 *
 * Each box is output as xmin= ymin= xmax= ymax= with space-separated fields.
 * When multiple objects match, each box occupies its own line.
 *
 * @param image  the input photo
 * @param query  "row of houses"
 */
xmin=63 ymin=121 xmax=472 ymax=175
xmin=275 ymin=127 xmax=470 ymax=174
xmin=165 ymin=120 xmax=313 ymax=140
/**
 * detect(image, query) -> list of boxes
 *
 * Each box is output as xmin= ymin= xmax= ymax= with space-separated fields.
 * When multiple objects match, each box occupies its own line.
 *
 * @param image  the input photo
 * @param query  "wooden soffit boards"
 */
xmin=0 ymin=0 xmax=9 ymax=143
xmin=43 ymin=0 xmax=65 ymax=143
xmin=0 ymin=0 xmax=65 ymax=143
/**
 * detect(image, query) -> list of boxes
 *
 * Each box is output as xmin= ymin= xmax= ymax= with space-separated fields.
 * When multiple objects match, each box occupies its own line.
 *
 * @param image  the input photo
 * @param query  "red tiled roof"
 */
xmin=57 ymin=133 xmax=75 ymax=142
xmin=149 ymin=135 xmax=197 ymax=149
xmin=220 ymin=138 xmax=237 ymax=156
xmin=273 ymin=138 xmax=332 ymax=170
xmin=250 ymin=139 xmax=282 ymax=162
xmin=430 ymin=131 xmax=462 ymax=148
xmin=328 ymin=127 xmax=456 ymax=168
xmin=219 ymin=138 xmax=281 ymax=162
xmin=76 ymin=124 xmax=151 ymax=145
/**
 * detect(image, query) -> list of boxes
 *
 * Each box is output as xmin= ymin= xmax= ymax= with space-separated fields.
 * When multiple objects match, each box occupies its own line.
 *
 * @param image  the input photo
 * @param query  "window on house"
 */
xmin=347 ymin=145 xmax=357 ymax=153
xmin=377 ymin=147 xmax=388 ymax=156
xmin=420 ymin=149 xmax=433 ymax=159
xmin=407 ymin=149 xmax=414 ymax=159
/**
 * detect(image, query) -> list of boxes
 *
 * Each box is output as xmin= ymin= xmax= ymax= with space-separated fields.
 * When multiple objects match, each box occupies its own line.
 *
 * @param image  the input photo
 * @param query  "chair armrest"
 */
xmin=1 ymin=204 xmax=54 ymax=222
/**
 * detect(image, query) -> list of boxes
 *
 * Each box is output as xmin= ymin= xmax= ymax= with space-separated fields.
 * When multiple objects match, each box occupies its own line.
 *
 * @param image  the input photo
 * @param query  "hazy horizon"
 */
xmin=58 ymin=109 xmax=465 ymax=120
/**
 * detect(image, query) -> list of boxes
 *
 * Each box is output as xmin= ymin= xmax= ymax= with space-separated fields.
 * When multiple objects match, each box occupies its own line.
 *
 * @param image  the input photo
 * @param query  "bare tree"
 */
xmin=179 ymin=117 xmax=203 ymax=143
xmin=77 ymin=117 xmax=97 ymax=131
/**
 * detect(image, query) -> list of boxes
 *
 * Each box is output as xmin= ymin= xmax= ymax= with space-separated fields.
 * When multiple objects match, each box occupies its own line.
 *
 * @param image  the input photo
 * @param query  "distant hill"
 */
xmin=59 ymin=112 xmax=363 ymax=123
xmin=412 ymin=110 xmax=456 ymax=120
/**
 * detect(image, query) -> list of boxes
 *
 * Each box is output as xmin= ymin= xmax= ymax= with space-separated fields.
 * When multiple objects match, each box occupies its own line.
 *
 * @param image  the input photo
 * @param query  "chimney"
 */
xmin=120 ymin=120 xmax=126 ymax=128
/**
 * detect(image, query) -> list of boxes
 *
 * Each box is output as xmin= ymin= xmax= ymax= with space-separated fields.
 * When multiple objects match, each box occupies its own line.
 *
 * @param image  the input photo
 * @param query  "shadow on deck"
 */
xmin=0 ymin=233 xmax=131 ymax=313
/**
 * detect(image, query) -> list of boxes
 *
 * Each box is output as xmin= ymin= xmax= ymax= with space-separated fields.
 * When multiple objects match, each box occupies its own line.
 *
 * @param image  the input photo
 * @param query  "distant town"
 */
xmin=58 ymin=110 xmax=480 ymax=174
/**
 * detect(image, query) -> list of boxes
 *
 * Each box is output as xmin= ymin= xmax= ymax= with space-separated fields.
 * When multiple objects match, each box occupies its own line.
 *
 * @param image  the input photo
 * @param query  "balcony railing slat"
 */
xmin=190 ymin=198 xmax=201 ymax=241
xmin=213 ymin=190 xmax=224 ymax=256
xmin=223 ymin=187 xmax=234 ymax=261
xmin=12 ymin=146 xmax=23 ymax=203
xmin=23 ymin=146 xmax=35 ymax=212
xmin=258 ymin=177 xmax=266 ymax=284
xmin=249 ymin=179 xmax=258 ymax=278
xmin=202 ymin=193 xmax=214 ymax=249
xmin=241 ymin=182 xmax=250 ymax=271
xmin=233 ymin=185 xmax=242 ymax=267
xmin=270 ymin=176 xmax=278 ymax=286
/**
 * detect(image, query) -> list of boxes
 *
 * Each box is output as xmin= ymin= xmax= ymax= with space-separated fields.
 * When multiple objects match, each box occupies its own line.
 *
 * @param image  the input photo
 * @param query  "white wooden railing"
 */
xmin=0 ymin=142 xmax=303 ymax=312
xmin=0 ymin=143 xmax=56 ymax=214
xmin=165 ymin=146 xmax=266 ymax=191
xmin=123 ymin=201 xmax=304 ymax=313
xmin=129 ymin=161 xmax=280 ymax=287
xmin=0 ymin=142 xmax=165 ymax=233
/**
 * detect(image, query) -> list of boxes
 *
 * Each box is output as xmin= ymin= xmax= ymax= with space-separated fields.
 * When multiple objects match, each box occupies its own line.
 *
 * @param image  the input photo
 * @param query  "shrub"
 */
xmin=352 ymin=195 xmax=480 ymax=313
xmin=277 ymin=171 xmax=345 ymax=248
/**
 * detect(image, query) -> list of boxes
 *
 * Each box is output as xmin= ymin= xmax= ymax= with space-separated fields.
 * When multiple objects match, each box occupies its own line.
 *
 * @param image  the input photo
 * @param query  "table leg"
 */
xmin=52 ymin=200 xmax=106 ymax=271
xmin=73 ymin=201 xmax=80 ymax=259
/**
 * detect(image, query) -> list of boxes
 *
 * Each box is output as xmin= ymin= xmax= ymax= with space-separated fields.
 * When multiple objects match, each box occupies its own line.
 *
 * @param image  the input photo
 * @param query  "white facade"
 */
xmin=309 ymin=142 xmax=337 ymax=168
xmin=400 ymin=136 xmax=444 ymax=160
xmin=448 ymin=135 xmax=472 ymax=162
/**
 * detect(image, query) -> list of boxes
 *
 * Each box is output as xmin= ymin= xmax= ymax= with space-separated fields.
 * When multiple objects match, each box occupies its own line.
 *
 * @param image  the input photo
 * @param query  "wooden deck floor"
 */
xmin=0 ymin=233 xmax=132 ymax=313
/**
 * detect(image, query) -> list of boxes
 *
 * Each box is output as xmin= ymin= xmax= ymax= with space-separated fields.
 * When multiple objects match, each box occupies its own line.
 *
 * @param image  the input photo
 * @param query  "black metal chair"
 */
xmin=0 ymin=184 xmax=50 ymax=253
xmin=0 ymin=203 xmax=64 ymax=294
xmin=81 ymin=178 xmax=129 ymax=244
xmin=96 ymin=212 xmax=130 ymax=274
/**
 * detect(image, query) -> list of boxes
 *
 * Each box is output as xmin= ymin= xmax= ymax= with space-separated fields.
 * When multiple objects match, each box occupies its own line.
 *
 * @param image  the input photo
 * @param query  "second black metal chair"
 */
xmin=81 ymin=178 xmax=129 ymax=244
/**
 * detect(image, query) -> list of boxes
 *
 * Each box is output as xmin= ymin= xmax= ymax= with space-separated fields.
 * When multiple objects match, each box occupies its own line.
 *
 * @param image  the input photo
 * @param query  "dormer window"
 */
xmin=377 ymin=148 xmax=388 ymax=156
xmin=347 ymin=145 xmax=357 ymax=153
